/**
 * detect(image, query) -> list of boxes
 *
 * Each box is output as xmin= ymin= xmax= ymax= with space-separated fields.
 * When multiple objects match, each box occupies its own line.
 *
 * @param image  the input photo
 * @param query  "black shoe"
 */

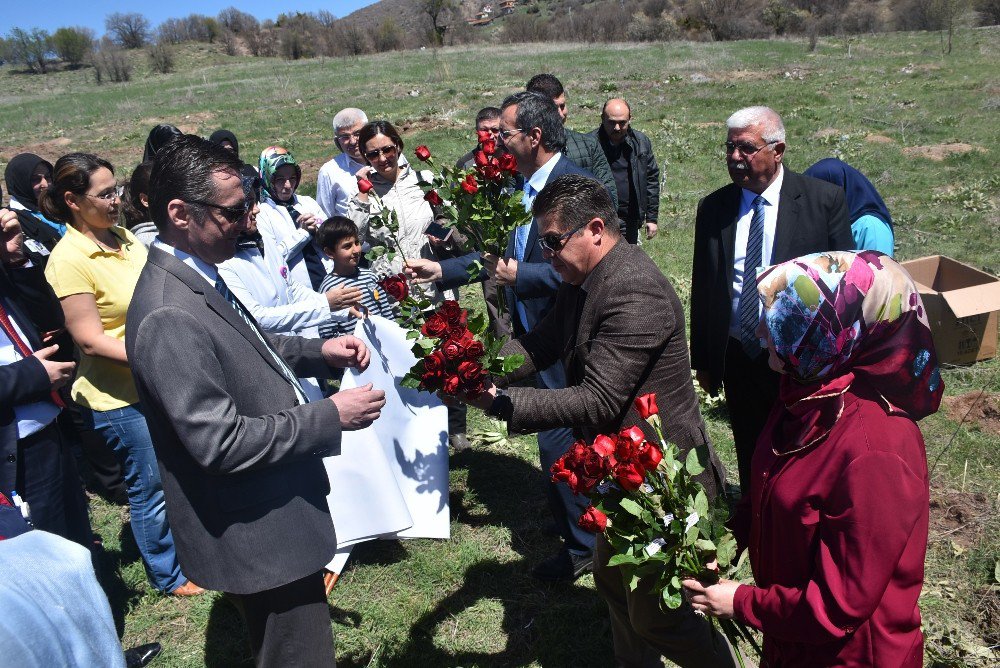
xmin=531 ymin=549 xmax=593 ymax=582
xmin=449 ymin=433 xmax=472 ymax=453
xmin=124 ymin=642 xmax=162 ymax=668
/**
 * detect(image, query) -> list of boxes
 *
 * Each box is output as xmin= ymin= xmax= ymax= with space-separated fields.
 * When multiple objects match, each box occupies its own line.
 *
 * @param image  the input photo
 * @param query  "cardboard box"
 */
xmin=901 ymin=255 xmax=1000 ymax=365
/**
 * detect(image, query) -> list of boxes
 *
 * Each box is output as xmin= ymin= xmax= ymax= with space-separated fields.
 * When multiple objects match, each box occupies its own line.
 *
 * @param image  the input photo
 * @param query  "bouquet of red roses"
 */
xmin=399 ymin=299 xmax=523 ymax=397
xmin=551 ymin=394 xmax=759 ymax=667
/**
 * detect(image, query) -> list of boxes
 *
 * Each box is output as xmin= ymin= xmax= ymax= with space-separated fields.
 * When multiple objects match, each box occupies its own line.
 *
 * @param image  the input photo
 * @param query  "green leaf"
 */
xmin=468 ymin=311 xmax=487 ymax=336
xmin=619 ymin=497 xmax=644 ymax=517
xmin=606 ymin=553 xmax=642 ymax=568
xmin=501 ymin=354 xmax=525 ymax=374
xmin=405 ymin=330 xmax=420 ymax=340
xmin=400 ymin=375 xmax=422 ymax=389
xmin=694 ymin=538 xmax=717 ymax=553
xmin=715 ymin=534 xmax=738 ymax=568
xmin=694 ymin=490 xmax=709 ymax=518
xmin=685 ymin=448 xmax=705 ymax=476
xmin=628 ymin=574 xmax=642 ymax=592
xmin=661 ymin=585 xmax=683 ymax=609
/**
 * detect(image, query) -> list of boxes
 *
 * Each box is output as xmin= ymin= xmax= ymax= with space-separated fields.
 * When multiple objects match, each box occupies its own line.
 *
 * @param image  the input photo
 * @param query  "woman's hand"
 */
xmin=355 ymin=167 xmax=373 ymax=203
xmin=325 ymin=286 xmax=363 ymax=311
xmin=297 ymin=212 xmax=320 ymax=233
xmin=0 ymin=209 xmax=26 ymax=265
xmin=682 ymin=578 xmax=741 ymax=620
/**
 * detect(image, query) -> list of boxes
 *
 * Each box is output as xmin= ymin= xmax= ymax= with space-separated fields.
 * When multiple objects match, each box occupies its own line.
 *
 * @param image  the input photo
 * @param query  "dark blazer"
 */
xmin=689 ymin=169 xmax=853 ymax=391
xmin=125 ymin=246 xmax=341 ymax=595
xmin=438 ymin=155 xmax=595 ymax=336
xmin=591 ymin=125 xmax=661 ymax=225
xmin=500 ymin=240 xmax=726 ymax=497
xmin=564 ymin=129 xmax=618 ymax=210
xmin=1 ymin=262 xmax=65 ymax=494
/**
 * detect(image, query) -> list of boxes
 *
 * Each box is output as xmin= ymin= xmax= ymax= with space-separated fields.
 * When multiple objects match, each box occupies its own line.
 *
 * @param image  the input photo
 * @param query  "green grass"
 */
xmin=4 ymin=28 xmax=999 ymax=666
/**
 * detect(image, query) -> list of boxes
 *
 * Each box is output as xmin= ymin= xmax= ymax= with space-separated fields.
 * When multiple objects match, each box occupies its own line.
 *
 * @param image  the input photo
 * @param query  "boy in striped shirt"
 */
xmin=317 ymin=217 xmax=397 ymax=338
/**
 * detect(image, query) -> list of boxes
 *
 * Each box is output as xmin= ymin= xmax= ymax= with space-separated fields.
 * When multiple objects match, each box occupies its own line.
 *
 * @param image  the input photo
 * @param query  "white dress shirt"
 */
xmin=316 ymin=153 xmax=366 ymax=218
xmin=729 ymin=165 xmax=784 ymax=339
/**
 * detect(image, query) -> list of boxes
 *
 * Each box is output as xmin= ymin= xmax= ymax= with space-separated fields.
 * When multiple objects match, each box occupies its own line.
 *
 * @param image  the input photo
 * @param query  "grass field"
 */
xmin=2 ymin=28 xmax=998 ymax=667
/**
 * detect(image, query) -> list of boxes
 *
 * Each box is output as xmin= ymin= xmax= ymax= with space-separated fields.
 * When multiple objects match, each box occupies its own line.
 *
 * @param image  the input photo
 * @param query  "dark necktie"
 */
xmin=284 ymin=205 xmax=327 ymax=291
xmin=214 ymin=274 xmax=309 ymax=405
xmin=0 ymin=297 xmax=66 ymax=408
xmin=738 ymin=195 xmax=766 ymax=356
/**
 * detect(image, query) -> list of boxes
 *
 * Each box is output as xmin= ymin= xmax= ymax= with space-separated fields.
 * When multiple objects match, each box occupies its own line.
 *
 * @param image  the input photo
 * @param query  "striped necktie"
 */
xmin=214 ymin=275 xmax=309 ymax=405
xmin=738 ymin=195 xmax=766 ymax=356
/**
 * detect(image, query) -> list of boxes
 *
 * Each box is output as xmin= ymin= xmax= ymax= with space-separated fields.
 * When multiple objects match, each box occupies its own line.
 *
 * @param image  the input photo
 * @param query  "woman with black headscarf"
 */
xmin=804 ymin=158 xmax=894 ymax=256
xmin=208 ymin=129 xmax=240 ymax=157
xmin=4 ymin=153 xmax=62 ymax=267
xmin=141 ymin=124 xmax=182 ymax=163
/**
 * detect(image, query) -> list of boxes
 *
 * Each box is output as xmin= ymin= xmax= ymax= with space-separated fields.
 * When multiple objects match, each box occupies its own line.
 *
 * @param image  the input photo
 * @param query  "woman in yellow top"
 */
xmin=42 ymin=153 xmax=200 ymax=596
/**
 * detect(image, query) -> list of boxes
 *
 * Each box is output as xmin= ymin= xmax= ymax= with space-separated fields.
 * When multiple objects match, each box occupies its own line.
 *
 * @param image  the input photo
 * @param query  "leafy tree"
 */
xmin=4 ymin=27 xmax=52 ymax=73
xmin=51 ymin=27 xmax=94 ymax=67
xmin=374 ymin=18 xmax=405 ymax=52
xmin=422 ymin=0 xmax=456 ymax=46
xmin=105 ymin=12 xmax=150 ymax=49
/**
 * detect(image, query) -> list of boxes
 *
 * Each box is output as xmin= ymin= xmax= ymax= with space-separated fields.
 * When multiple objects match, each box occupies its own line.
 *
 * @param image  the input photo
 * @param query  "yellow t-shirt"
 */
xmin=44 ymin=225 xmax=148 ymax=412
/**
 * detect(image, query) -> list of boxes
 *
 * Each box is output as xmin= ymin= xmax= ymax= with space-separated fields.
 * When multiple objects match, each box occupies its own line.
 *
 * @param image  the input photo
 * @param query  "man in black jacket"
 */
xmin=592 ymin=98 xmax=660 ymax=244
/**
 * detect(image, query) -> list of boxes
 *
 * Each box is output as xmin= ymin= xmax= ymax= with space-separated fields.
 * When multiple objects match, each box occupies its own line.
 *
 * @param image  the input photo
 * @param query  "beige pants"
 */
xmin=594 ymin=535 xmax=741 ymax=668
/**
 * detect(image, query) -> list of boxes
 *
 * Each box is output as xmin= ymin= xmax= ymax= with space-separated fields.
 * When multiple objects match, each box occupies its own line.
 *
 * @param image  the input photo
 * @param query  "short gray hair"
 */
xmin=726 ymin=106 xmax=785 ymax=144
xmin=332 ymin=108 xmax=368 ymax=134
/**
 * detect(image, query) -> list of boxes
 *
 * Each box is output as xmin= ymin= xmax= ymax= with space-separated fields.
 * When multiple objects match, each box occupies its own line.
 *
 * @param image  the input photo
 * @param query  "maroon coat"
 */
xmin=731 ymin=387 xmax=928 ymax=667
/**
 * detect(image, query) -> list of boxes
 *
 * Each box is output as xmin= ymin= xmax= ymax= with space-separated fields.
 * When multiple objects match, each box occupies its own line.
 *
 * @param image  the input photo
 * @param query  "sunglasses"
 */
xmin=538 ymin=219 xmax=590 ymax=253
xmin=364 ymin=145 xmax=398 ymax=160
xmin=189 ymin=198 xmax=251 ymax=224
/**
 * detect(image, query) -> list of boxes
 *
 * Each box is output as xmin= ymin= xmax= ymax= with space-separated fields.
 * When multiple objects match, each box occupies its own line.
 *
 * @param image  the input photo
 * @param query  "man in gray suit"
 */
xmin=126 ymin=136 xmax=385 ymax=667
xmin=459 ymin=174 xmax=734 ymax=667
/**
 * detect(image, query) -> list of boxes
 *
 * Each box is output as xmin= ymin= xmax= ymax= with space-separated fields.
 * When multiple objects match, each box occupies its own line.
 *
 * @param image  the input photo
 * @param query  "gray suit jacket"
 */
xmin=501 ymin=240 xmax=725 ymax=497
xmin=125 ymin=246 xmax=340 ymax=595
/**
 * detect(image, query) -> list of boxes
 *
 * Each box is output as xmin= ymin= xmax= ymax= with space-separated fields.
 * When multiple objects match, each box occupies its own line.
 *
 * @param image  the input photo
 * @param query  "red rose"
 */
xmin=443 ymin=374 xmax=461 ymax=395
xmin=634 ymin=393 xmax=659 ymax=419
xmin=465 ymin=377 xmax=490 ymax=399
xmin=421 ymin=313 xmax=450 ymax=338
xmin=424 ymin=190 xmax=443 ymax=206
xmin=441 ymin=338 xmax=464 ymax=361
xmin=415 ymin=145 xmax=431 ymax=161
xmin=592 ymin=434 xmax=617 ymax=458
xmin=438 ymin=300 xmax=464 ymax=324
xmin=479 ymin=162 xmax=501 ymax=181
xmin=498 ymin=153 xmax=517 ymax=173
xmin=474 ymin=150 xmax=489 ymax=168
xmin=638 ymin=444 xmax=663 ymax=471
xmin=423 ymin=350 xmax=446 ymax=373
xmin=578 ymin=506 xmax=608 ymax=533
xmin=357 ymin=177 xmax=374 ymax=194
xmin=620 ymin=425 xmax=646 ymax=446
xmin=420 ymin=369 xmax=444 ymax=391
xmin=378 ymin=273 xmax=408 ymax=301
xmin=456 ymin=360 xmax=484 ymax=382
xmin=550 ymin=459 xmax=578 ymax=490
xmin=481 ymin=138 xmax=497 ymax=156
xmin=465 ymin=339 xmax=485 ymax=359
xmin=614 ymin=461 xmax=646 ymax=491
xmin=461 ymin=173 xmax=479 ymax=195
xmin=476 ymin=130 xmax=492 ymax=144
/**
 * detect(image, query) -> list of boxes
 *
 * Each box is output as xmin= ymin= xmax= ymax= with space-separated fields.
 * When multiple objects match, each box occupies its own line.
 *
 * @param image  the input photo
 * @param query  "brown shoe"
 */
xmin=323 ymin=571 xmax=339 ymax=596
xmin=171 ymin=581 xmax=206 ymax=597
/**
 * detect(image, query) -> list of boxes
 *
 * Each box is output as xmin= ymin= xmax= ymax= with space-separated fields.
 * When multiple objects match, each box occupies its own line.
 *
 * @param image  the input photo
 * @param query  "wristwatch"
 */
xmin=485 ymin=388 xmax=513 ymax=421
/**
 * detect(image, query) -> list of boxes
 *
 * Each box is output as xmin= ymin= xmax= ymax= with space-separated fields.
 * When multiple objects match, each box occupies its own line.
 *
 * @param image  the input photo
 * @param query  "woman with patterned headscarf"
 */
xmin=254 ymin=146 xmax=330 ymax=292
xmin=684 ymin=250 xmax=942 ymax=667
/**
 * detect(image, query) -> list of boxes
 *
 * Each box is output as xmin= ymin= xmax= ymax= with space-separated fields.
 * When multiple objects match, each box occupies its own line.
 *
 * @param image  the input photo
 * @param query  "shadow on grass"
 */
xmin=96 ymin=521 xmax=144 ymax=636
xmin=378 ymin=449 xmax=613 ymax=667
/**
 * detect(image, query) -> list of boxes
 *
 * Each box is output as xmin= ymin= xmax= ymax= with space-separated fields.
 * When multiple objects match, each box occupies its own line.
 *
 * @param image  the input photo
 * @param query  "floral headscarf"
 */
xmin=756 ymin=250 xmax=943 ymax=452
xmin=258 ymin=146 xmax=301 ymax=204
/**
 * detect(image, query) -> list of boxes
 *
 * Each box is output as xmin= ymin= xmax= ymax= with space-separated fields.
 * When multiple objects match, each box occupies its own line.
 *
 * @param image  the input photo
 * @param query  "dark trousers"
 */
xmin=233 ymin=571 xmax=335 ymax=668
xmin=63 ymin=397 xmax=127 ymax=504
xmin=538 ymin=426 xmax=595 ymax=555
xmin=447 ymin=403 xmax=467 ymax=436
xmin=723 ymin=339 xmax=780 ymax=495
xmin=481 ymin=275 xmax=512 ymax=339
xmin=15 ymin=421 xmax=92 ymax=548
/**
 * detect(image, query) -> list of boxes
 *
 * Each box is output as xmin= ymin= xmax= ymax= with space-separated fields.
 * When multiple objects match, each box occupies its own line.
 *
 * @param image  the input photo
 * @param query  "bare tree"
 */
xmin=422 ymin=0 xmax=456 ymax=46
xmin=105 ymin=12 xmax=150 ymax=49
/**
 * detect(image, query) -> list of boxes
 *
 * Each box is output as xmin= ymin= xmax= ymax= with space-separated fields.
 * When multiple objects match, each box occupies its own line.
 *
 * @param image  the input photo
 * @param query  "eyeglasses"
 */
xmin=85 ymin=186 xmax=123 ymax=202
xmin=188 ymin=198 xmax=251 ymax=224
xmin=270 ymin=175 xmax=299 ymax=186
xmin=363 ymin=145 xmax=398 ymax=160
xmin=497 ymin=128 xmax=524 ymax=141
xmin=336 ymin=131 xmax=362 ymax=142
xmin=538 ymin=219 xmax=590 ymax=253
xmin=722 ymin=140 xmax=778 ymax=157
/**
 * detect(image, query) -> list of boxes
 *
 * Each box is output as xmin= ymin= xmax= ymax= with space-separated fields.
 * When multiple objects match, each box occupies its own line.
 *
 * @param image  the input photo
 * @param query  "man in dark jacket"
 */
xmin=592 ymin=98 xmax=661 ymax=244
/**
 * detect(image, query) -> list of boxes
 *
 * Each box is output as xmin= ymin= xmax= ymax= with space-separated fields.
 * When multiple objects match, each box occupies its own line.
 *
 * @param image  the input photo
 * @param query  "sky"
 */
xmin=4 ymin=1 xmax=379 ymax=36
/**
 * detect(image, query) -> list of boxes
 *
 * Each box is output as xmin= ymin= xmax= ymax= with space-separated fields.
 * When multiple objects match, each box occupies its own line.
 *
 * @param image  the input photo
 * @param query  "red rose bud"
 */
xmin=357 ymin=177 xmax=374 ymax=194
xmin=439 ymin=300 xmax=463 ymax=324
xmin=474 ymin=150 xmax=490 ymax=168
xmin=465 ymin=339 xmax=485 ymax=359
xmin=638 ymin=444 xmax=663 ymax=471
xmin=456 ymin=360 xmax=484 ymax=383
xmin=415 ymin=145 xmax=431 ymax=161
xmin=550 ymin=459 xmax=578 ymax=489
xmin=614 ymin=462 xmax=646 ymax=491
xmin=578 ymin=506 xmax=608 ymax=532
xmin=477 ymin=130 xmax=492 ymax=144
xmin=461 ymin=173 xmax=479 ymax=195
xmin=592 ymin=434 xmax=617 ymax=458
xmin=479 ymin=164 xmax=501 ymax=181
xmin=423 ymin=350 xmax=446 ymax=373
xmin=424 ymin=190 xmax=443 ymax=206
xmin=498 ymin=153 xmax=517 ymax=173
xmin=420 ymin=369 xmax=444 ymax=391
xmin=378 ymin=273 xmax=409 ymax=301
xmin=443 ymin=374 xmax=461 ymax=395
xmin=634 ymin=393 xmax=659 ymax=419
xmin=620 ymin=425 xmax=646 ymax=447
xmin=481 ymin=138 xmax=497 ymax=156
xmin=421 ymin=313 xmax=450 ymax=338
xmin=441 ymin=339 xmax=464 ymax=361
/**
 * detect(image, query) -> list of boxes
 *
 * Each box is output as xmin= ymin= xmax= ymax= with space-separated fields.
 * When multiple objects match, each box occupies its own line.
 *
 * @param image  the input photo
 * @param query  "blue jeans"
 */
xmin=81 ymin=403 xmax=185 ymax=593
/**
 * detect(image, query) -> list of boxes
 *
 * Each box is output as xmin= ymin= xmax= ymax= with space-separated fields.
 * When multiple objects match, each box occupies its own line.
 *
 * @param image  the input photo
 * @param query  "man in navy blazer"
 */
xmin=407 ymin=91 xmax=604 ymax=581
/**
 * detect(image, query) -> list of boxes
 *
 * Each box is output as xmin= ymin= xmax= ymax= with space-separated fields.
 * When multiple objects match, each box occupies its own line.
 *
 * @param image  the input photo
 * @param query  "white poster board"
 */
xmin=322 ymin=315 xmax=450 ymax=572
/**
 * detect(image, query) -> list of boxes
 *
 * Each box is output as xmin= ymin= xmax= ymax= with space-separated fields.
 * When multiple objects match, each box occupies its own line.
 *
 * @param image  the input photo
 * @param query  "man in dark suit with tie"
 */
xmin=0 ymin=207 xmax=91 ymax=548
xmin=406 ymin=91 xmax=602 ymax=581
xmin=689 ymin=106 xmax=853 ymax=494
xmin=125 ymin=136 xmax=386 ymax=666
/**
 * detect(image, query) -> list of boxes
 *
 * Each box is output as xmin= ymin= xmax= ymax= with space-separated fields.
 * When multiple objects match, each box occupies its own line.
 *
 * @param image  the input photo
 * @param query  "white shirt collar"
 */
xmin=741 ymin=165 xmax=784 ymax=208
xmin=526 ymin=152 xmax=563 ymax=194
xmin=152 ymin=237 xmax=218 ymax=287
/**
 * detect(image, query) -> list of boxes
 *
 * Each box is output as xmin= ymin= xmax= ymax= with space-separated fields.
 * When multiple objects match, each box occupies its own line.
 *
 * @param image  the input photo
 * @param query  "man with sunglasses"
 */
xmin=126 ymin=135 xmax=386 ymax=666
xmin=455 ymin=174 xmax=735 ymax=668
xmin=689 ymin=106 xmax=852 ymax=496
xmin=407 ymin=91 xmax=607 ymax=582
xmin=317 ymin=107 xmax=370 ymax=218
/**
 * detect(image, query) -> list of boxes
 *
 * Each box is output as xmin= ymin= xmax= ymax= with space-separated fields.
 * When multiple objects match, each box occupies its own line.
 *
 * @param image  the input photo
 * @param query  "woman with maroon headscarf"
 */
xmin=684 ymin=250 xmax=943 ymax=667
